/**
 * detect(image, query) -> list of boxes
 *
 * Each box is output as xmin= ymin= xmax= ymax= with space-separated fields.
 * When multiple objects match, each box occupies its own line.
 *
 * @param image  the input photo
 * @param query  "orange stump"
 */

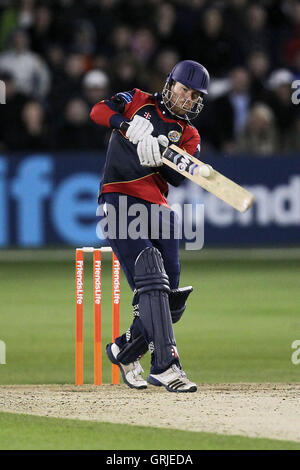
xmin=112 ymin=252 xmax=120 ymax=384
xmin=75 ymin=247 xmax=121 ymax=386
xmin=93 ymin=249 xmax=102 ymax=385
xmin=75 ymin=249 xmax=84 ymax=385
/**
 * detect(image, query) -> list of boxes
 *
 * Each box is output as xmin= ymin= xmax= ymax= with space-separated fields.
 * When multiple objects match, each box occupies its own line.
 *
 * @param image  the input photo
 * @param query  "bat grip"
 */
xmin=120 ymin=121 xmax=168 ymax=154
xmin=120 ymin=121 xmax=130 ymax=132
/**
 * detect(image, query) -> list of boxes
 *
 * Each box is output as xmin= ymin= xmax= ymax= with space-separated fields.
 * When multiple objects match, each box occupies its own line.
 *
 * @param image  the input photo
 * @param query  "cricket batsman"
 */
xmin=90 ymin=60 xmax=210 ymax=392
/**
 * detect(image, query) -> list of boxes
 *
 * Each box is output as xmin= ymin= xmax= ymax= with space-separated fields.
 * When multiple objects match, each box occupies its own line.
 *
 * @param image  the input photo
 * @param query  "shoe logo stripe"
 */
xmin=173 ymin=382 xmax=185 ymax=390
xmin=168 ymin=379 xmax=182 ymax=387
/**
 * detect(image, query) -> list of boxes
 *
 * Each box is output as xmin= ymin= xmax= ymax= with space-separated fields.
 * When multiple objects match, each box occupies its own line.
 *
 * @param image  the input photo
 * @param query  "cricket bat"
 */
xmin=161 ymin=144 xmax=254 ymax=213
xmin=120 ymin=122 xmax=254 ymax=213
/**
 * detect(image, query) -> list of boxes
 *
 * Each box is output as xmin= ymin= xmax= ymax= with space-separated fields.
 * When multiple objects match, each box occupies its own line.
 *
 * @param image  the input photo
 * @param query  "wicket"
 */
xmin=75 ymin=246 xmax=120 ymax=386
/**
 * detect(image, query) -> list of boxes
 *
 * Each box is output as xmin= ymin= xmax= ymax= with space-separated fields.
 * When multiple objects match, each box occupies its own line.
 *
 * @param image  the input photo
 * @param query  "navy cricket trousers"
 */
xmin=98 ymin=193 xmax=181 ymax=290
xmin=98 ymin=192 xmax=181 ymax=370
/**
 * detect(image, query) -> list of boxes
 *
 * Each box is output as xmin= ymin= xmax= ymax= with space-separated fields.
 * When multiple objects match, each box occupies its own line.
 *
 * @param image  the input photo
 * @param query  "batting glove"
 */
xmin=126 ymin=115 xmax=154 ymax=145
xmin=137 ymin=135 xmax=163 ymax=167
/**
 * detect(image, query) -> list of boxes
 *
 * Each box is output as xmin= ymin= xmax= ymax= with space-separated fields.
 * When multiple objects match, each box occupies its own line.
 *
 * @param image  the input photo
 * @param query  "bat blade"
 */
xmin=162 ymin=144 xmax=254 ymax=213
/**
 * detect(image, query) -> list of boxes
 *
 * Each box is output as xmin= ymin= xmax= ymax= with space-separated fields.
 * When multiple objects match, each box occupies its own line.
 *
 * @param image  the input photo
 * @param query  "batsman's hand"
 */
xmin=137 ymin=135 xmax=163 ymax=167
xmin=126 ymin=115 xmax=153 ymax=145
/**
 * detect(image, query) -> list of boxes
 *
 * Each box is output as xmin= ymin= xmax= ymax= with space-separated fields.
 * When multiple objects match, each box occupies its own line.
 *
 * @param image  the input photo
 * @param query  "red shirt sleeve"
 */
xmin=180 ymin=125 xmax=200 ymax=156
xmin=90 ymin=89 xmax=146 ymax=128
xmin=90 ymin=100 xmax=117 ymax=128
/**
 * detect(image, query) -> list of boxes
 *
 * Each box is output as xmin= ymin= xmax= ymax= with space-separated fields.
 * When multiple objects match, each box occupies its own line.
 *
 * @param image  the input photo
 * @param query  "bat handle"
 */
xmin=120 ymin=121 xmax=168 ymax=154
xmin=120 ymin=121 xmax=130 ymax=132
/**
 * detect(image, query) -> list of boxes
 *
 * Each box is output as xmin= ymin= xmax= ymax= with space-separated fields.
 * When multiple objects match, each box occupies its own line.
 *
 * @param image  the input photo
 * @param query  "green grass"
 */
xmin=0 ymin=250 xmax=300 ymax=451
xmin=0 ymin=412 xmax=299 ymax=450
xmin=0 ymin=254 xmax=299 ymax=384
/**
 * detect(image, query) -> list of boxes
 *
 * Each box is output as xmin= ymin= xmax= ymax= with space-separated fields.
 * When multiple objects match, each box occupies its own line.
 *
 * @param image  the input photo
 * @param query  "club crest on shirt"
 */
xmin=168 ymin=130 xmax=181 ymax=143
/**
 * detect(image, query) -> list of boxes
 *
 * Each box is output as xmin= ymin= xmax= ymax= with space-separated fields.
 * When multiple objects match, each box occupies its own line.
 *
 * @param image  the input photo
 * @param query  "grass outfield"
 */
xmin=0 ymin=250 xmax=299 ymax=384
xmin=0 ymin=412 xmax=299 ymax=450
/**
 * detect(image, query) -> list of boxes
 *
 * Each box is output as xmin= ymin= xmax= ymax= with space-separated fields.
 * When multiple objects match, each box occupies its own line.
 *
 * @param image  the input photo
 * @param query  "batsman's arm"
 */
xmin=119 ymin=121 xmax=204 ymax=183
xmin=90 ymin=91 xmax=136 ymax=129
xmin=120 ymin=123 xmax=254 ymax=212
xmin=90 ymin=91 xmax=154 ymax=145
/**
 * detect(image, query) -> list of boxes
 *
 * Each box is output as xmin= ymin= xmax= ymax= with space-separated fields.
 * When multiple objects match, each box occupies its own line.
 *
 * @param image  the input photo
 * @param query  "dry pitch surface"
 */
xmin=0 ymin=384 xmax=299 ymax=442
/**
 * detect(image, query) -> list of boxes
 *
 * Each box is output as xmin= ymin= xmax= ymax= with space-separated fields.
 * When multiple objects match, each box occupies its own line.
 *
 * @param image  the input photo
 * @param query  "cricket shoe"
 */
xmin=106 ymin=343 xmax=147 ymax=390
xmin=148 ymin=364 xmax=197 ymax=393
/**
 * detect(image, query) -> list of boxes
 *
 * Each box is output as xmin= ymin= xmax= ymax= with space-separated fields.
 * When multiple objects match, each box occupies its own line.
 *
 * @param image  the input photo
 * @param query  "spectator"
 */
xmin=282 ymin=1 xmax=300 ymax=69
xmin=57 ymin=98 xmax=91 ymax=150
xmin=189 ymin=7 xmax=233 ymax=77
xmin=283 ymin=113 xmax=300 ymax=153
xmin=70 ymin=19 xmax=97 ymax=55
xmin=292 ymin=49 xmax=300 ymax=80
xmin=48 ymin=52 xmax=86 ymax=115
xmin=86 ymin=0 xmax=122 ymax=50
xmin=266 ymin=68 xmax=298 ymax=145
xmin=130 ymin=28 xmax=157 ymax=65
xmin=0 ymin=2 xmax=19 ymax=51
xmin=247 ymin=50 xmax=272 ymax=103
xmin=213 ymin=67 xmax=252 ymax=153
xmin=6 ymin=100 xmax=51 ymax=151
xmin=236 ymin=103 xmax=278 ymax=155
xmin=148 ymin=49 xmax=180 ymax=94
xmin=28 ymin=4 xmax=59 ymax=56
xmin=174 ymin=0 xmax=207 ymax=56
xmin=91 ymin=54 xmax=110 ymax=73
xmin=45 ymin=43 xmax=65 ymax=77
xmin=82 ymin=69 xmax=110 ymax=107
xmin=56 ymin=98 xmax=109 ymax=150
xmin=82 ymin=69 xmax=111 ymax=148
xmin=223 ymin=0 xmax=249 ymax=66
xmin=224 ymin=0 xmax=249 ymax=32
xmin=18 ymin=0 xmax=36 ymax=29
xmin=110 ymin=53 xmax=144 ymax=93
xmin=155 ymin=3 xmax=178 ymax=49
xmin=0 ymin=71 xmax=29 ymax=150
xmin=106 ymin=25 xmax=133 ymax=57
xmin=0 ymin=1 xmax=299 ymax=154
xmin=234 ymin=4 xmax=272 ymax=63
xmin=0 ymin=28 xmax=50 ymax=99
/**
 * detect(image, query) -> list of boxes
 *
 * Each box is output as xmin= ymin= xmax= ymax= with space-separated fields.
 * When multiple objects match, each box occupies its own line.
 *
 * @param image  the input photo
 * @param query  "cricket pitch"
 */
xmin=0 ymin=383 xmax=299 ymax=443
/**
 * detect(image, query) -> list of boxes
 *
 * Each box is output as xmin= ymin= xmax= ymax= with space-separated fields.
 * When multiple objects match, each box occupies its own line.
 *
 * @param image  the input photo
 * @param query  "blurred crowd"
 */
xmin=0 ymin=0 xmax=299 ymax=156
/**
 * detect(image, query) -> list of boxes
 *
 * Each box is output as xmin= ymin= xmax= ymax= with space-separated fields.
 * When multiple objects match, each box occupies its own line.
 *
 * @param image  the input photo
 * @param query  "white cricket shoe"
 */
xmin=106 ymin=342 xmax=147 ymax=390
xmin=148 ymin=364 xmax=197 ymax=393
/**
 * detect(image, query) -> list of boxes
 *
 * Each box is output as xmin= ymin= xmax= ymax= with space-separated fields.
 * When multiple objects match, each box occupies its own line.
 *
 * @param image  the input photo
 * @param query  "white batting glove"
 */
xmin=137 ymin=135 xmax=163 ymax=167
xmin=126 ymin=115 xmax=154 ymax=145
